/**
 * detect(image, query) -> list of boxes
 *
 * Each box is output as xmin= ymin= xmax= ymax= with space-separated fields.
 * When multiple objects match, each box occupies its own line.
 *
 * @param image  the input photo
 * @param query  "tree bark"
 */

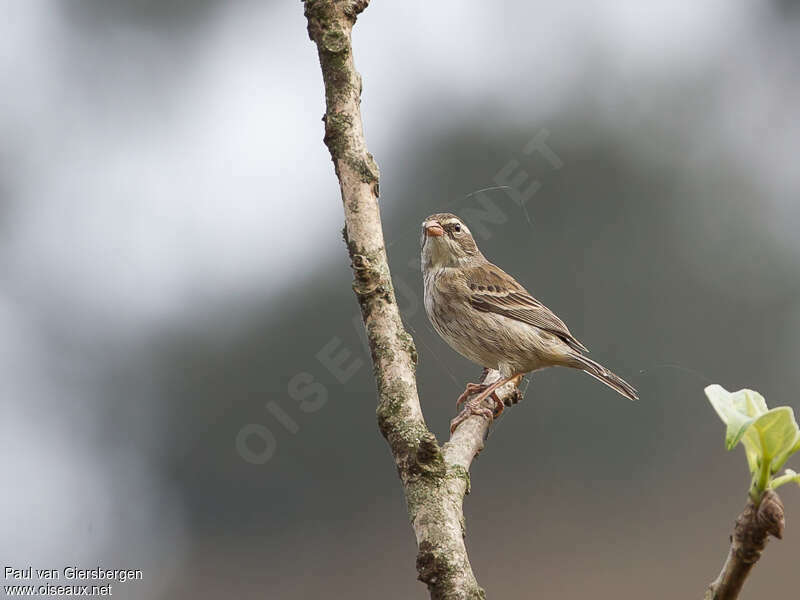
xmin=303 ymin=2 xmax=521 ymax=597
xmin=705 ymin=490 xmax=784 ymax=600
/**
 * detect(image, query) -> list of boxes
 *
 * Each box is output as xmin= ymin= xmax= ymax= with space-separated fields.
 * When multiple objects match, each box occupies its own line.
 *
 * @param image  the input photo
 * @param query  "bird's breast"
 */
xmin=423 ymin=267 xmax=559 ymax=375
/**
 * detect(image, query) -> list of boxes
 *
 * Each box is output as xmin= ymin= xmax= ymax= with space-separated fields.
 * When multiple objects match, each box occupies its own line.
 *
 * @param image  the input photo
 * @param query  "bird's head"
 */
xmin=420 ymin=213 xmax=482 ymax=269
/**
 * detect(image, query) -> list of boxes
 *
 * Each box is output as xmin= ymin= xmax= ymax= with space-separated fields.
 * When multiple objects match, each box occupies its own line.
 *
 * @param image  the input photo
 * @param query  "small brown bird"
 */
xmin=421 ymin=213 xmax=638 ymax=432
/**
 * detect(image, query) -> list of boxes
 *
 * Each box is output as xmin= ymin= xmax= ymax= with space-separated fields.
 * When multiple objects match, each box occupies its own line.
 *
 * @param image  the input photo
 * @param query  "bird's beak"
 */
xmin=424 ymin=221 xmax=444 ymax=237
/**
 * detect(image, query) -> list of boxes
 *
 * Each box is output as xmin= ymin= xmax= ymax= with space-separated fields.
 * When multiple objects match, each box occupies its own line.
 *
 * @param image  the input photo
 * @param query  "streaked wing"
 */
xmin=465 ymin=263 xmax=589 ymax=353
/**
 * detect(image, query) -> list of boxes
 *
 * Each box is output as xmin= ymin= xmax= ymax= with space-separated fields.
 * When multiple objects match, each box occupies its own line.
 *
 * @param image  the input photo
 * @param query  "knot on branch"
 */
xmin=417 ymin=542 xmax=486 ymax=599
xmin=409 ymin=432 xmax=445 ymax=477
xmin=756 ymin=489 xmax=784 ymax=540
xmin=355 ymin=152 xmax=380 ymax=186
xmin=343 ymin=0 xmax=370 ymax=19
xmin=322 ymin=112 xmax=353 ymax=159
xmin=305 ymin=0 xmax=369 ymax=42
xmin=321 ymin=28 xmax=348 ymax=53
xmin=417 ymin=431 xmax=439 ymax=461
xmin=733 ymin=490 xmax=784 ymax=563
xmin=351 ymin=253 xmax=387 ymax=299
xmin=416 ymin=541 xmax=451 ymax=587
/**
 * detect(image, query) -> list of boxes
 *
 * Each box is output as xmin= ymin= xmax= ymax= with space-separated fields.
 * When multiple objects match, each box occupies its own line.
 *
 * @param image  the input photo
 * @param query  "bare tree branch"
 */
xmin=303 ymin=2 xmax=520 ymax=597
xmin=705 ymin=490 xmax=785 ymax=600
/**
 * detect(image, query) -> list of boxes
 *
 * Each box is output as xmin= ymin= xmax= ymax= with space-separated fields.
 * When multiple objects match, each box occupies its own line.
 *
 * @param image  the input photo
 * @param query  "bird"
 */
xmin=420 ymin=212 xmax=638 ymax=433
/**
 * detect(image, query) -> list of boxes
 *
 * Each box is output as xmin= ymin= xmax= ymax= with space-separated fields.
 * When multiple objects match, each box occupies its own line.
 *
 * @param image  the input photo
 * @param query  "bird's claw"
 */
xmin=450 ymin=400 xmax=495 ymax=434
xmin=456 ymin=382 xmax=488 ymax=407
xmin=451 ymin=371 xmax=523 ymax=432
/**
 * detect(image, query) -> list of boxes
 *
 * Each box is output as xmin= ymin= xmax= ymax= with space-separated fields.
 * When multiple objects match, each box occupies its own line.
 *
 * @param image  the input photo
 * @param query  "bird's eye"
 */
xmin=453 ymin=223 xmax=462 ymax=233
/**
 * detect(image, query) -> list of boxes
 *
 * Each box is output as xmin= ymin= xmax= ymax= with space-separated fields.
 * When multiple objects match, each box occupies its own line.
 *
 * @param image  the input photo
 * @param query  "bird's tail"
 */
xmin=569 ymin=353 xmax=638 ymax=401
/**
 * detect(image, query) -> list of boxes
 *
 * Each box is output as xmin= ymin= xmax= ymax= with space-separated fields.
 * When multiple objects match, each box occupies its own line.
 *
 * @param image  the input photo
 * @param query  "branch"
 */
xmin=303 ymin=2 xmax=521 ymax=597
xmin=414 ymin=370 xmax=521 ymax=600
xmin=705 ymin=490 xmax=785 ymax=600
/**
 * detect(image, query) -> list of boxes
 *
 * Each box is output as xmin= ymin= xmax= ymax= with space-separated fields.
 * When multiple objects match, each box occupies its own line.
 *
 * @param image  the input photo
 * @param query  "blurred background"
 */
xmin=2 ymin=1 xmax=800 ymax=598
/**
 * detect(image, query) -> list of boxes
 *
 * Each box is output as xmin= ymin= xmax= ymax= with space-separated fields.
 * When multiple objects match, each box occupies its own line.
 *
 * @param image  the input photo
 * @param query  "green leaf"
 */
xmin=753 ymin=407 xmax=798 ymax=460
xmin=744 ymin=407 xmax=800 ymax=478
xmin=705 ymin=385 xmax=763 ymax=451
xmin=767 ymin=410 xmax=800 ymax=473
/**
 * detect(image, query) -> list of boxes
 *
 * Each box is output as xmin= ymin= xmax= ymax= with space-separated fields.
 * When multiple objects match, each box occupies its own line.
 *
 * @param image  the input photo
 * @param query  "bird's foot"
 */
xmin=450 ymin=397 xmax=495 ymax=434
xmin=456 ymin=382 xmax=489 ymax=407
xmin=450 ymin=371 xmax=523 ymax=433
